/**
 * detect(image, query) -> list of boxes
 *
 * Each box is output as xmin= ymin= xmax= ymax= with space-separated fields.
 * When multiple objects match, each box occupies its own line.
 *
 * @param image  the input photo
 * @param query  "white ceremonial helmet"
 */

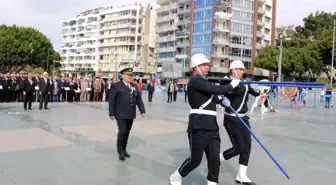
xmin=190 ymin=53 xmax=210 ymax=68
xmin=229 ymin=60 xmax=245 ymax=70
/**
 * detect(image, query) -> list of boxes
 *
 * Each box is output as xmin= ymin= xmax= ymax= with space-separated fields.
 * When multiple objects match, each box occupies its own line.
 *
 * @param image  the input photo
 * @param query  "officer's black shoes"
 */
xmin=235 ymin=180 xmax=256 ymax=185
xmin=124 ymin=151 xmax=131 ymax=158
xmin=119 ymin=153 xmax=125 ymax=161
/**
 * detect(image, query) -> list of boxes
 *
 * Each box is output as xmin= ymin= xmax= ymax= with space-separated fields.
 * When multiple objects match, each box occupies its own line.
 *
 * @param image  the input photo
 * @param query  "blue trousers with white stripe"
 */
xmin=178 ymin=130 xmax=221 ymax=183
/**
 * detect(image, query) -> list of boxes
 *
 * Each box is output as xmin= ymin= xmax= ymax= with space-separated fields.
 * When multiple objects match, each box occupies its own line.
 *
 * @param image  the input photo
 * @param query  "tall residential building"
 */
xmin=155 ymin=0 xmax=179 ymax=74
xmin=60 ymin=4 xmax=156 ymax=79
xmin=155 ymin=0 xmax=277 ymax=77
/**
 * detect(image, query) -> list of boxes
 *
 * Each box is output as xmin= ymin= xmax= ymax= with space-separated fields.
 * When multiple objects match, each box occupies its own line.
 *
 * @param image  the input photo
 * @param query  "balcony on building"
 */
xmin=210 ymin=66 xmax=228 ymax=73
xmin=259 ymin=0 xmax=265 ymax=4
xmin=258 ymin=8 xmax=265 ymax=15
xmin=177 ymin=19 xmax=190 ymax=26
xmin=212 ymin=51 xmax=229 ymax=59
xmin=257 ymin=31 xmax=264 ymax=38
xmin=213 ymin=26 xmax=230 ymax=33
xmin=212 ymin=38 xmax=230 ymax=46
xmin=175 ymin=51 xmax=188 ymax=59
xmin=157 ymin=47 xmax=176 ymax=53
xmin=156 ymin=3 xmax=177 ymax=13
xmin=156 ymin=25 xmax=177 ymax=33
xmin=215 ymin=0 xmax=231 ymax=9
xmin=157 ymin=35 xmax=176 ymax=43
xmin=156 ymin=14 xmax=177 ymax=23
xmin=156 ymin=57 xmax=176 ymax=64
xmin=257 ymin=19 xmax=265 ymax=27
xmin=176 ymin=41 xmax=189 ymax=48
xmin=177 ymin=7 xmax=190 ymax=15
xmin=178 ymin=0 xmax=191 ymax=5
xmin=214 ymin=12 xmax=232 ymax=20
xmin=256 ymin=42 xmax=263 ymax=49
xmin=175 ymin=30 xmax=189 ymax=38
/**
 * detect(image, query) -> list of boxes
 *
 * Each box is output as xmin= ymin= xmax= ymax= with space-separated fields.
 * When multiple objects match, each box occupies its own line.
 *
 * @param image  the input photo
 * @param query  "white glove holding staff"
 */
xmin=217 ymin=95 xmax=231 ymax=107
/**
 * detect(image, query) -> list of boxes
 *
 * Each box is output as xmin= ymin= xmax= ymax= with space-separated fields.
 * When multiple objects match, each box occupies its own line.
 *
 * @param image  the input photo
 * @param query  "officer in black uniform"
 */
xmin=219 ymin=60 xmax=260 ymax=185
xmin=169 ymin=53 xmax=240 ymax=185
xmin=108 ymin=67 xmax=146 ymax=161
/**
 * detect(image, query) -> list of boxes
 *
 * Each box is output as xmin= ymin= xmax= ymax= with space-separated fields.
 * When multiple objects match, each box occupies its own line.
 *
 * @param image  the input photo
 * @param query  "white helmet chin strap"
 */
xmin=196 ymin=66 xmax=205 ymax=78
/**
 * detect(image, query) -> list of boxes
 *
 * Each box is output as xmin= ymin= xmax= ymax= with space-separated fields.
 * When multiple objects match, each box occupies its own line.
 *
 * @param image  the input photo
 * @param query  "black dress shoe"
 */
xmin=235 ymin=180 xmax=256 ymax=185
xmin=124 ymin=151 xmax=131 ymax=158
xmin=119 ymin=154 xmax=125 ymax=161
xmin=44 ymin=108 xmax=49 ymax=110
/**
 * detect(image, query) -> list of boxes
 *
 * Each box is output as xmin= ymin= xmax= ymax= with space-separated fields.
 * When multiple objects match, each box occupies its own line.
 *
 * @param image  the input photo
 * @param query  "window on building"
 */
xmin=242 ymin=37 xmax=252 ymax=45
xmin=231 ymin=23 xmax=253 ymax=34
xmin=265 ymin=17 xmax=271 ymax=23
xmin=192 ymin=34 xmax=212 ymax=44
xmin=243 ymin=61 xmax=251 ymax=70
xmin=231 ymin=35 xmax=241 ymax=44
xmin=192 ymin=46 xmax=211 ymax=56
xmin=230 ymin=47 xmax=241 ymax=57
xmin=265 ymin=5 xmax=272 ymax=11
xmin=232 ymin=10 xmax=253 ymax=22
xmin=242 ymin=49 xmax=252 ymax=58
xmin=264 ymin=28 xmax=270 ymax=35
xmin=194 ymin=11 xmax=203 ymax=21
xmin=232 ymin=0 xmax=254 ymax=10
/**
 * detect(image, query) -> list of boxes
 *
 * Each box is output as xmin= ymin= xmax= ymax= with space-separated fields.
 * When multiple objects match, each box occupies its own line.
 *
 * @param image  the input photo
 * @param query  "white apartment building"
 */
xmin=60 ymin=8 xmax=101 ymax=77
xmin=60 ymin=4 xmax=156 ymax=79
xmin=155 ymin=0 xmax=179 ymax=74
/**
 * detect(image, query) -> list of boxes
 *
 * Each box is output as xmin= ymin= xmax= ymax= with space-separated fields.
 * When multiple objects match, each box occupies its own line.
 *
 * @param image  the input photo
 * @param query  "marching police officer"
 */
xmin=219 ymin=60 xmax=260 ymax=185
xmin=108 ymin=67 xmax=146 ymax=161
xmin=169 ymin=53 xmax=240 ymax=185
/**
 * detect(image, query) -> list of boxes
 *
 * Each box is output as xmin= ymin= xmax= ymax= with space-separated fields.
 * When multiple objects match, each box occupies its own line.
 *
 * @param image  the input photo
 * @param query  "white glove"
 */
xmin=222 ymin=96 xmax=231 ymax=107
xmin=217 ymin=95 xmax=224 ymax=101
xmin=230 ymin=79 xmax=240 ymax=88
xmin=250 ymin=84 xmax=259 ymax=92
xmin=23 ymin=92 xmax=26 ymax=96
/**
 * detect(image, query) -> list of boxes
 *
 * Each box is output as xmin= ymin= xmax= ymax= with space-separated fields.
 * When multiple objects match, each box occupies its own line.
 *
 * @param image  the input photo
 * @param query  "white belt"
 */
xmin=224 ymin=112 xmax=246 ymax=117
xmin=190 ymin=109 xmax=217 ymax=116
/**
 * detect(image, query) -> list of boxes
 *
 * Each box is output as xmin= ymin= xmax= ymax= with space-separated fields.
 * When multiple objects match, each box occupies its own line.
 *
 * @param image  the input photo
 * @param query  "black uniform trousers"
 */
xmin=116 ymin=119 xmax=134 ymax=154
xmin=222 ymin=115 xmax=251 ymax=166
xmin=24 ymin=93 xmax=33 ymax=109
xmin=178 ymin=130 xmax=221 ymax=183
xmin=39 ymin=92 xmax=49 ymax=109
xmin=148 ymin=91 xmax=153 ymax=102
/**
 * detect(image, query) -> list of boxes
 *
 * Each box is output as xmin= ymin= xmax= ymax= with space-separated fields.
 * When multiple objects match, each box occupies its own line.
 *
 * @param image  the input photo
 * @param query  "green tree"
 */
xmin=0 ymin=24 xmax=60 ymax=74
xmin=254 ymin=11 xmax=335 ymax=81
xmin=295 ymin=11 xmax=336 ymax=81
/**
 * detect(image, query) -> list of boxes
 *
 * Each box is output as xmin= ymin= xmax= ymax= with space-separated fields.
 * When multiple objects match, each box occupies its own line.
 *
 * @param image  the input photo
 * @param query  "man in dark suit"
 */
xmin=147 ymin=80 xmax=155 ymax=102
xmin=23 ymin=73 xmax=35 ymax=110
xmin=38 ymin=72 xmax=51 ymax=110
xmin=108 ymin=67 xmax=146 ymax=161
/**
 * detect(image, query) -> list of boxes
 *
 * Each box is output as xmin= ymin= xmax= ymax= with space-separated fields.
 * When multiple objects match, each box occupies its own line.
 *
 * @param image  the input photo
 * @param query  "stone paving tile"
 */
xmin=0 ymin=92 xmax=335 ymax=185
xmin=0 ymin=128 xmax=72 ymax=153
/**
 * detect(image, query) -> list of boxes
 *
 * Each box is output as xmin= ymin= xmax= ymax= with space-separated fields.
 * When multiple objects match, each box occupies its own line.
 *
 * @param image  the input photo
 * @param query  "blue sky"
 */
xmin=0 ymin=0 xmax=335 ymax=51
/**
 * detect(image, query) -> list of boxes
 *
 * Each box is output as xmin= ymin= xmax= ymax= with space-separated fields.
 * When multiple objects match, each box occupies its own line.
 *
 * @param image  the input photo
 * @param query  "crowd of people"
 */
xmin=0 ymin=72 xmax=156 ymax=109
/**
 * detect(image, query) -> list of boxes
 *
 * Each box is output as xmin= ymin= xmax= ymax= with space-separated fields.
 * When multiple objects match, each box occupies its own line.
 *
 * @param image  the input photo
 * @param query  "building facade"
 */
xmin=60 ymin=4 xmax=156 ymax=79
xmin=155 ymin=0 xmax=277 ymax=77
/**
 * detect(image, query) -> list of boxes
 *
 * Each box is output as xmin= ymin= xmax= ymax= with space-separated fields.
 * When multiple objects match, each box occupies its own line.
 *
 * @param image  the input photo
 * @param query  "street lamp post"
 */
xmin=330 ymin=19 xmax=335 ymax=88
xmin=29 ymin=43 xmax=34 ymax=65
xmin=278 ymin=35 xmax=283 ymax=82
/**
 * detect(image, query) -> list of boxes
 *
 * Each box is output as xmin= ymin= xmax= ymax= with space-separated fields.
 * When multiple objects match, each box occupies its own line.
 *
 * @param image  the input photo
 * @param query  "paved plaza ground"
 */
xmin=0 ymin=92 xmax=335 ymax=185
